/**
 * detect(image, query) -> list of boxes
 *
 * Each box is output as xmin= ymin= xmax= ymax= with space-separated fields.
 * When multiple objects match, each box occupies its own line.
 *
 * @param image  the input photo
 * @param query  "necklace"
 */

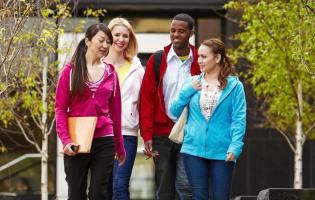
xmin=200 ymin=80 xmax=220 ymax=121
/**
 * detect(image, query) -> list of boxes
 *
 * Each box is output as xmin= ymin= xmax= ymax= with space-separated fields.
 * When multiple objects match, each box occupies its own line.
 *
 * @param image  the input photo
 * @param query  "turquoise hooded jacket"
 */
xmin=170 ymin=74 xmax=246 ymax=161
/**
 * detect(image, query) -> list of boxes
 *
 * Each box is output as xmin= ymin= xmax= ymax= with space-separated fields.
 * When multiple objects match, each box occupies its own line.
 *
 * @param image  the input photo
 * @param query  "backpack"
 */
xmin=153 ymin=50 xmax=163 ymax=85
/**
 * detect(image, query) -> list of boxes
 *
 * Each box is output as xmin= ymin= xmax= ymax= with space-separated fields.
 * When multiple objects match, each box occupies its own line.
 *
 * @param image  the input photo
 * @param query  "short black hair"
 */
xmin=173 ymin=13 xmax=194 ymax=30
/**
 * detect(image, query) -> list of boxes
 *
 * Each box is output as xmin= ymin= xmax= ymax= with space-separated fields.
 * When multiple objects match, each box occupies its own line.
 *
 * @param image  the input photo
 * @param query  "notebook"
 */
xmin=67 ymin=116 xmax=97 ymax=153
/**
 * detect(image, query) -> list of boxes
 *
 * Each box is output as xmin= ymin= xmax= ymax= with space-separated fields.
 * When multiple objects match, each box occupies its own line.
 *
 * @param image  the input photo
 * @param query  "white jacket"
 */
xmin=120 ymin=57 xmax=144 ymax=136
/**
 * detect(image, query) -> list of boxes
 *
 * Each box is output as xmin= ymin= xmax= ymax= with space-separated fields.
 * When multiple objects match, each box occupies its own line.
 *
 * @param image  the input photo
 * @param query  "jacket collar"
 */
xmin=197 ymin=73 xmax=238 ymax=104
xmin=120 ymin=57 xmax=142 ymax=88
xmin=167 ymin=45 xmax=193 ymax=63
xmin=163 ymin=43 xmax=200 ymax=75
xmin=196 ymin=74 xmax=239 ymax=122
xmin=129 ymin=57 xmax=142 ymax=72
xmin=198 ymin=73 xmax=238 ymax=97
xmin=163 ymin=43 xmax=196 ymax=56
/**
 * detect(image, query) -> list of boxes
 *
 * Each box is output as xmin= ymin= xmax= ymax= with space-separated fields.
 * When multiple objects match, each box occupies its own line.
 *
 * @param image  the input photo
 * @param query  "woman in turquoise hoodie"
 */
xmin=170 ymin=38 xmax=246 ymax=200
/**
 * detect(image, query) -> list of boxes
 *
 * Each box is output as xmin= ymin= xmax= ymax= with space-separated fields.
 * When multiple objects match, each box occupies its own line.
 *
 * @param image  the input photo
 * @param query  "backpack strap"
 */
xmin=153 ymin=50 xmax=164 ymax=85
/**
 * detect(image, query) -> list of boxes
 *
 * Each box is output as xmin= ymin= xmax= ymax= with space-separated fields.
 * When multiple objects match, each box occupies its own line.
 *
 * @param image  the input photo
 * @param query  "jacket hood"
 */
xmin=225 ymin=75 xmax=240 ymax=91
xmin=163 ymin=43 xmax=196 ymax=56
xmin=67 ymin=62 xmax=117 ymax=96
xmin=66 ymin=61 xmax=116 ymax=72
xmin=131 ymin=56 xmax=142 ymax=67
xmin=195 ymin=73 xmax=240 ymax=88
xmin=107 ymin=61 xmax=116 ymax=73
xmin=129 ymin=56 xmax=143 ymax=72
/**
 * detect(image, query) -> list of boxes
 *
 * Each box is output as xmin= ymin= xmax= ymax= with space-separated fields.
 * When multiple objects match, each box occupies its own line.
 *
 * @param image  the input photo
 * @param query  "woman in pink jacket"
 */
xmin=55 ymin=23 xmax=126 ymax=200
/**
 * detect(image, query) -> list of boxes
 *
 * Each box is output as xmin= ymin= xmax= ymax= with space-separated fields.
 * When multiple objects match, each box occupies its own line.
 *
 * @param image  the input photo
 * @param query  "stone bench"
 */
xmin=257 ymin=188 xmax=315 ymax=200
xmin=234 ymin=196 xmax=257 ymax=200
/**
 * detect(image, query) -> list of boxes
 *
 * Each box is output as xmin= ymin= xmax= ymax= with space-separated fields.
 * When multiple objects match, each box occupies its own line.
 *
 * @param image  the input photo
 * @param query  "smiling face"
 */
xmin=111 ymin=25 xmax=130 ymax=53
xmin=85 ymin=30 xmax=111 ymax=60
xmin=170 ymin=20 xmax=193 ymax=50
xmin=198 ymin=44 xmax=221 ymax=74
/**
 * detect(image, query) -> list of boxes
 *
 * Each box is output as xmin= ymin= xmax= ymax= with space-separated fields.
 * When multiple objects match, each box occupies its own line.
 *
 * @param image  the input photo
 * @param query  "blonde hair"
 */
xmin=108 ymin=17 xmax=138 ymax=62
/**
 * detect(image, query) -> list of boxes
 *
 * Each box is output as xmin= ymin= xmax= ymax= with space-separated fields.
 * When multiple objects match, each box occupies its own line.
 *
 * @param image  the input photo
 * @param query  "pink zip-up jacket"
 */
xmin=55 ymin=63 xmax=125 ymax=157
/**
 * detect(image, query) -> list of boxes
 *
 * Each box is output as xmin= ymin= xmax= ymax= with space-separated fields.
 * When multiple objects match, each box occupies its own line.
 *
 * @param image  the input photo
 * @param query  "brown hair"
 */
xmin=108 ymin=17 xmax=138 ymax=62
xmin=201 ymin=38 xmax=234 ymax=89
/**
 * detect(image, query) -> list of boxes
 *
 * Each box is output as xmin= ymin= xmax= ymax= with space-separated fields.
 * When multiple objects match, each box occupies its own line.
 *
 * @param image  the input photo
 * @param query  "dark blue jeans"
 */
xmin=153 ymin=135 xmax=192 ymax=200
xmin=113 ymin=136 xmax=137 ymax=200
xmin=182 ymin=153 xmax=235 ymax=200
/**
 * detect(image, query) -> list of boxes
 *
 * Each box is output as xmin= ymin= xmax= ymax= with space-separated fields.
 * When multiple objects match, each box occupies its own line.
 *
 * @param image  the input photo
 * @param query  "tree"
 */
xmin=1 ymin=1 xmax=108 ymax=198
xmin=0 ymin=1 xmax=72 ymax=199
xmin=225 ymin=0 xmax=315 ymax=188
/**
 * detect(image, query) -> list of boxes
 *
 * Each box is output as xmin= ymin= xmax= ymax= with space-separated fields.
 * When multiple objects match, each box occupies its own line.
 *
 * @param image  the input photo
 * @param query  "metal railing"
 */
xmin=0 ymin=153 xmax=41 ymax=172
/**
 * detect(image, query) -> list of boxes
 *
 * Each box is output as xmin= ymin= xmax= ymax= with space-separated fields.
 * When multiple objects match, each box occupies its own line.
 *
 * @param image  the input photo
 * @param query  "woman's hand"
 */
xmin=115 ymin=154 xmax=126 ymax=166
xmin=225 ymin=152 xmax=235 ymax=162
xmin=192 ymin=78 xmax=202 ymax=91
xmin=63 ymin=143 xmax=79 ymax=156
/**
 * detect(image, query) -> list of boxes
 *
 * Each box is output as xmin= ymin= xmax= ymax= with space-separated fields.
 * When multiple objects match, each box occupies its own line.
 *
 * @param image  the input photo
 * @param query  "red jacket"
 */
xmin=140 ymin=44 xmax=200 ymax=142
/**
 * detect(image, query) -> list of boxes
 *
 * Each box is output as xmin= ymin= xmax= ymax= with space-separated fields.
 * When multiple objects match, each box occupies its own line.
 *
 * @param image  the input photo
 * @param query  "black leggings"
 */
xmin=64 ymin=137 xmax=115 ymax=200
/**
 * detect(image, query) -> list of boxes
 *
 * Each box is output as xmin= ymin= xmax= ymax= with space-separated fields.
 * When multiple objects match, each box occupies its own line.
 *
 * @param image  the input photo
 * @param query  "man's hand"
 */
xmin=143 ymin=140 xmax=159 ymax=159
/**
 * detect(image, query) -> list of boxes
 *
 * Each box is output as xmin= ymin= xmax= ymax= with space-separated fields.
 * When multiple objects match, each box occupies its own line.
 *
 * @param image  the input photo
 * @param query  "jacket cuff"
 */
xmin=116 ymin=145 xmax=126 ymax=157
xmin=142 ymin=133 xmax=152 ymax=143
xmin=227 ymin=146 xmax=241 ymax=159
xmin=62 ymin=138 xmax=72 ymax=149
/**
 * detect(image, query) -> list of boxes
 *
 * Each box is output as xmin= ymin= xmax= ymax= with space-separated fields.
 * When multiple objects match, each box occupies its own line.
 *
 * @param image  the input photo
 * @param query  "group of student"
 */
xmin=55 ymin=13 xmax=246 ymax=200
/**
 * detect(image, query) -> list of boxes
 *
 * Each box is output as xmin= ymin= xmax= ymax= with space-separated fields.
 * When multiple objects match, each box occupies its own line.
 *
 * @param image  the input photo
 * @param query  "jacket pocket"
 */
xmin=122 ymin=100 xmax=139 ymax=129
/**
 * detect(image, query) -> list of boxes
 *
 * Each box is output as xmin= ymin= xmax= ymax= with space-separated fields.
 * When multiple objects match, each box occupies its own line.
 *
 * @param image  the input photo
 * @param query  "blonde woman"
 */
xmin=103 ymin=17 xmax=144 ymax=200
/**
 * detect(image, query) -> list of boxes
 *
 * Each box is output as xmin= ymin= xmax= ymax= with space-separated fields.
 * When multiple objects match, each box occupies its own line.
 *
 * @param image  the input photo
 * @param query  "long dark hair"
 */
xmin=70 ymin=23 xmax=113 ymax=96
xmin=201 ymin=38 xmax=234 ymax=89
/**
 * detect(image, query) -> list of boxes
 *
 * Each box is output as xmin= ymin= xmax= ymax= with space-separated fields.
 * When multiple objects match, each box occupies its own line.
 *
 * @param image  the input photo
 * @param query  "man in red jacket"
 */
xmin=140 ymin=13 xmax=200 ymax=200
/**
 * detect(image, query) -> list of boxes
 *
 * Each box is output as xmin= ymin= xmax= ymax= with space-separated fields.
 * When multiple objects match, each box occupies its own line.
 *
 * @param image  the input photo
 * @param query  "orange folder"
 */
xmin=67 ymin=116 xmax=97 ymax=153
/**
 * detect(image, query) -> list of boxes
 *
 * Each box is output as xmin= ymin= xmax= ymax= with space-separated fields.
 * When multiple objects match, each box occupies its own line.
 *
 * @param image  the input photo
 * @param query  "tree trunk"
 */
xmin=294 ymin=79 xmax=304 ymax=189
xmin=294 ymin=119 xmax=303 ymax=188
xmin=41 ymin=56 xmax=48 ymax=200
xmin=41 ymin=133 xmax=48 ymax=200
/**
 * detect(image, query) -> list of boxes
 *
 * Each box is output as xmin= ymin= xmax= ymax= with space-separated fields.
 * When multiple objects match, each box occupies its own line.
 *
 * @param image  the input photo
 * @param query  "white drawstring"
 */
xmin=69 ymin=69 xmax=72 ymax=92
